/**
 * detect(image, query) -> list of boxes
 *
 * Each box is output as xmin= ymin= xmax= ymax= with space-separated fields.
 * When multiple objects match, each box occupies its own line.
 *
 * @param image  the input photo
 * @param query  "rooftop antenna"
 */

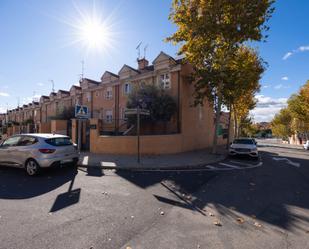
xmin=80 ymin=59 xmax=85 ymax=80
xmin=136 ymin=42 xmax=142 ymax=60
xmin=50 ymin=80 xmax=55 ymax=93
xmin=143 ymin=44 xmax=148 ymax=59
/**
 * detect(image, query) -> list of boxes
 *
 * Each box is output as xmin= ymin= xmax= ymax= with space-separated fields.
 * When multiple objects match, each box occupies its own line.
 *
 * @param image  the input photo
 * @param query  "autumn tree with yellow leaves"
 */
xmin=167 ymin=0 xmax=274 ymax=153
xmin=272 ymin=81 xmax=309 ymax=141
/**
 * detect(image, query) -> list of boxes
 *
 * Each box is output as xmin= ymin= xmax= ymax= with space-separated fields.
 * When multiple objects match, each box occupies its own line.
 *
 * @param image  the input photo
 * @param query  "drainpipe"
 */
xmin=177 ymin=71 xmax=181 ymax=133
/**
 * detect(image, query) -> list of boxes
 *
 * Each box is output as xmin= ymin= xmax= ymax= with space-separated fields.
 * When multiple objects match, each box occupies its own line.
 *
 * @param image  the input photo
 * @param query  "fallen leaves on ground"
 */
xmin=236 ymin=217 xmax=245 ymax=224
xmin=254 ymin=222 xmax=262 ymax=228
xmin=213 ymin=220 xmax=222 ymax=226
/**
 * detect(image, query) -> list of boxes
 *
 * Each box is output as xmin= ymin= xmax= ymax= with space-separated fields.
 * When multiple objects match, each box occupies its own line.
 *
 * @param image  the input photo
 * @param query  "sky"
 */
xmin=0 ymin=0 xmax=308 ymax=122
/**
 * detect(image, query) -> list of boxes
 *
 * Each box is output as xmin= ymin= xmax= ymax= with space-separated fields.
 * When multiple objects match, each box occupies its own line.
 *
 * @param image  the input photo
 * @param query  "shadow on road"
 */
xmin=50 ymin=169 xmax=80 ymax=213
xmin=0 ymin=166 xmax=78 ymax=199
xmin=116 ymin=148 xmax=309 ymax=232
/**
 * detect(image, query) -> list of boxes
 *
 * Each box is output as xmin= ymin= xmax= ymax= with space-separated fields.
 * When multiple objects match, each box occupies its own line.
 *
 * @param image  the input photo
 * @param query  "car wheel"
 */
xmin=25 ymin=159 xmax=40 ymax=176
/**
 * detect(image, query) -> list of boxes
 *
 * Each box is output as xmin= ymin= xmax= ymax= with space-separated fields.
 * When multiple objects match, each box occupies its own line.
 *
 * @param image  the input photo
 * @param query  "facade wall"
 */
xmin=2 ymin=51 xmax=229 ymax=154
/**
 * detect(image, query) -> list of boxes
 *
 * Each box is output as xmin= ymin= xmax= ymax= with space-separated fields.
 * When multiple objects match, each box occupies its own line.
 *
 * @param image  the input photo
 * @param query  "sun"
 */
xmin=57 ymin=1 xmax=119 ymax=54
xmin=79 ymin=17 xmax=110 ymax=50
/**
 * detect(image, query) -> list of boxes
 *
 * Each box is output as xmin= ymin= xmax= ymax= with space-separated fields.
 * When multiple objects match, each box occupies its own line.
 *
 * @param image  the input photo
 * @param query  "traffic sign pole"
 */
xmin=137 ymin=105 xmax=140 ymax=164
xmin=78 ymin=119 xmax=82 ymax=151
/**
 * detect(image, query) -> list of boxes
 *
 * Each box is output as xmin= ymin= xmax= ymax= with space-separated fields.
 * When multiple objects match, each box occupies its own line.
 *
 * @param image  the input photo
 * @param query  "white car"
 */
xmin=0 ymin=134 xmax=79 ymax=176
xmin=229 ymin=138 xmax=259 ymax=158
xmin=304 ymin=140 xmax=309 ymax=150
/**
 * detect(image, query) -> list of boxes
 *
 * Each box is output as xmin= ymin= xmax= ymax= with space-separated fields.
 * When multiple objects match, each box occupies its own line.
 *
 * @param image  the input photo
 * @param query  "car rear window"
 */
xmin=45 ymin=137 xmax=73 ymax=146
xmin=233 ymin=139 xmax=254 ymax=144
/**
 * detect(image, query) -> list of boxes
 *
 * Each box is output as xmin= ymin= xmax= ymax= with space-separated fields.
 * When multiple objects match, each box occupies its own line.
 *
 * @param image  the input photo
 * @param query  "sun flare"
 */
xmin=58 ymin=1 xmax=119 ymax=54
xmin=79 ymin=17 xmax=110 ymax=50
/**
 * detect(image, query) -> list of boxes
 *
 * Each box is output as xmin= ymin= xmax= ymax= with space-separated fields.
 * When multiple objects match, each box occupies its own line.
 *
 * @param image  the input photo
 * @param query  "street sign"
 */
xmin=75 ymin=105 xmax=89 ymax=119
xmin=125 ymin=108 xmax=150 ymax=116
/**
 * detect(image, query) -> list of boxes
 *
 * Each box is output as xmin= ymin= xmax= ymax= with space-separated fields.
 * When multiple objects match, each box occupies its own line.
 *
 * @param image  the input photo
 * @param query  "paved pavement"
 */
xmin=78 ymin=146 xmax=227 ymax=170
xmin=0 ymin=141 xmax=308 ymax=249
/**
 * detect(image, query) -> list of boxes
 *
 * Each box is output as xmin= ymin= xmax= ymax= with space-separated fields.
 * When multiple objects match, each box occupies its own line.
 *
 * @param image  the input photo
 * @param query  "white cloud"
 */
xmin=282 ymin=45 xmax=309 ymax=60
xmin=250 ymin=95 xmax=288 ymax=122
xmin=282 ymin=52 xmax=292 ymax=60
xmin=0 ymin=92 xmax=9 ymax=97
xmin=0 ymin=106 xmax=6 ymax=113
xmin=37 ymin=82 xmax=44 ymax=86
xmin=262 ymin=84 xmax=270 ymax=89
xmin=274 ymin=84 xmax=283 ymax=89
xmin=299 ymin=46 xmax=309 ymax=51
xmin=281 ymin=76 xmax=288 ymax=81
xmin=23 ymin=94 xmax=41 ymax=104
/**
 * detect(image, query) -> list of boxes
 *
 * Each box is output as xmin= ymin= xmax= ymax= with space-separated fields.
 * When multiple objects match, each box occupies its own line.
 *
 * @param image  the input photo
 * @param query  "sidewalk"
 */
xmin=78 ymin=146 xmax=227 ymax=170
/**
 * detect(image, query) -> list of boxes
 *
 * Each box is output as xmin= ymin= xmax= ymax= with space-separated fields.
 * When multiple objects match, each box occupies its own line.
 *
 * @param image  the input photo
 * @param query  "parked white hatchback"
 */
xmin=303 ymin=140 xmax=309 ymax=150
xmin=0 ymin=134 xmax=79 ymax=176
xmin=229 ymin=138 xmax=259 ymax=159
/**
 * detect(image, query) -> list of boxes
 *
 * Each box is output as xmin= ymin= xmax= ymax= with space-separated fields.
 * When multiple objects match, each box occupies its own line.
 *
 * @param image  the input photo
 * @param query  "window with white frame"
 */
xmin=158 ymin=73 xmax=171 ymax=89
xmin=86 ymin=92 xmax=91 ymax=102
xmin=105 ymin=87 xmax=113 ymax=99
xmin=123 ymin=82 xmax=131 ymax=95
xmin=105 ymin=110 xmax=113 ymax=123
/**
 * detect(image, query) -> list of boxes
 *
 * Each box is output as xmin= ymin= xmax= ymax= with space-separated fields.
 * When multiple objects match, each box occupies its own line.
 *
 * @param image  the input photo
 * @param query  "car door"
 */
xmin=0 ymin=136 xmax=22 ymax=166
xmin=14 ymin=136 xmax=38 ymax=166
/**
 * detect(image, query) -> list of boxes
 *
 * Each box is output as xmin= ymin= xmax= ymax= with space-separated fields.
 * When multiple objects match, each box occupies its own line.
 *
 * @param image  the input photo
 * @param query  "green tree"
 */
xmin=126 ymin=85 xmax=177 ymax=126
xmin=223 ymin=46 xmax=264 ymax=142
xmin=167 ymin=0 xmax=274 ymax=153
xmin=271 ymin=108 xmax=293 ymax=140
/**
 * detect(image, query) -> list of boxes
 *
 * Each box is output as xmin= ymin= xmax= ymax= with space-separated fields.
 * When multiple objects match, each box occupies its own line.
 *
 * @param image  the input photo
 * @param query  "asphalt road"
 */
xmin=0 ymin=142 xmax=308 ymax=249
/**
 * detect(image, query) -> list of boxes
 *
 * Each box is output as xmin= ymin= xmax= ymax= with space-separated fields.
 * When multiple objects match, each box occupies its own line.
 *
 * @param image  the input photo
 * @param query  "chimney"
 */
xmin=137 ymin=58 xmax=149 ymax=70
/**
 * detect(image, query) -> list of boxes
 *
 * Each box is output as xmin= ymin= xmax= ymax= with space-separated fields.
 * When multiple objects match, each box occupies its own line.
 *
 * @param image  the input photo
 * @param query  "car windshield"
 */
xmin=233 ymin=139 xmax=254 ymax=145
xmin=45 ymin=137 xmax=73 ymax=146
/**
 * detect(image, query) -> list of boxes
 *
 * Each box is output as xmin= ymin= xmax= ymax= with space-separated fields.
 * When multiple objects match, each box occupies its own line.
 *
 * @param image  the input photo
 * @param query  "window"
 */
xmin=95 ymin=91 xmax=100 ymax=97
xmin=86 ymin=92 xmax=91 ymax=102
xmin=105 ymin=110 xmax=113 ymax=123
xmin=45 ymin=137 xmax=73 ymax=146
xmin=123 ymin=83 xmax=131 ymax=95
xmin=120 ymin=107 xmax=127 ymax=120
xmin=159 ymin=73 xmax=170 ymax=89
xmin=18 ymin=136 xmax=38 ymax=146
xmin=105 ymin=87 xmax=113 ymax=99
xmin=2 ymin=136 xmax=21 ymax=147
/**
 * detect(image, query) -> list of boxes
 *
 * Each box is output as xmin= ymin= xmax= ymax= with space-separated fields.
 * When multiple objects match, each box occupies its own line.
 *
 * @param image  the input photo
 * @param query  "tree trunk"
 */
xmin=212 ymin=95 xmax=222 ymax=154
xmin=233 ymin=107 xmax=238 ymax=138
xmin=226 ymin=105 xmax=232 ymax=149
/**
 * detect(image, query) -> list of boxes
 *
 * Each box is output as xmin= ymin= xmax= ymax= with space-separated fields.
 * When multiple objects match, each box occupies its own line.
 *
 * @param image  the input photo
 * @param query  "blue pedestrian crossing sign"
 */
xmin=75 ymin=105 xmax=89 ymax=119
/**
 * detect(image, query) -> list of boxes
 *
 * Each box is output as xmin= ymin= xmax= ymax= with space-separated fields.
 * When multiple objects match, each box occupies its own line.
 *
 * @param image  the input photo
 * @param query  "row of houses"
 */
xmin=0 ymin=51 xmax=231 ymax=154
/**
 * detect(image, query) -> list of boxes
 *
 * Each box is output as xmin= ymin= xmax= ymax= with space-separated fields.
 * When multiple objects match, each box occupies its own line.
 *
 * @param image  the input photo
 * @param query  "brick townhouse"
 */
xmin=0 ymin=51 xmax=231 ymax=153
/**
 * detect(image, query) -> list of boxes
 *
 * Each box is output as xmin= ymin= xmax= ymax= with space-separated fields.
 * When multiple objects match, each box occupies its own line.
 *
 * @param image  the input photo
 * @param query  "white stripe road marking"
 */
xmin=272 ymin=157 xmax=300 ymax=168
xmin=230 ymin=160 xmax=260 ymax=167
xmin=126 ymin=162 xmax=263 ymax=172
xmin=219 ymin=163 xmax=242 ymax=169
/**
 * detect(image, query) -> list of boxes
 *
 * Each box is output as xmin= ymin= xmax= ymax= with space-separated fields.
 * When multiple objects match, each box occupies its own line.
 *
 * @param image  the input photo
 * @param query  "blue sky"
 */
xmin=0 ymin=0 xmax=308 ymax=122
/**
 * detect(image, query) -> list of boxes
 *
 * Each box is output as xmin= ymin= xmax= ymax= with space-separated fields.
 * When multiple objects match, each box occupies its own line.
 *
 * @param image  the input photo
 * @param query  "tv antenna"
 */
xmin=136 ymin=42 xmax=142 ymax=60
xmin=80 ymin=60 xmax=85 ymax=80
xmin=143 ymin=44 xmax=148 ymax=59
xmin=50 ymin=80 xmax=55 ymax=93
